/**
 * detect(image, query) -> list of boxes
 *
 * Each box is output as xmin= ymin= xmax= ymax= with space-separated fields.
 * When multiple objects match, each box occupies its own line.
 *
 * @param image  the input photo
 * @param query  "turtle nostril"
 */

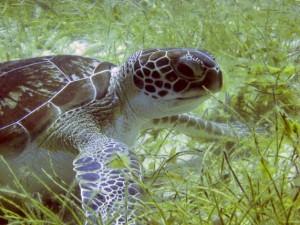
xmin=177 ymin=63 xmax=194 ymax=78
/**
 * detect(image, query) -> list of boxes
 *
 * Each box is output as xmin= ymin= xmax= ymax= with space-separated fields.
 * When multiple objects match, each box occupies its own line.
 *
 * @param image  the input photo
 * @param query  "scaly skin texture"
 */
xmin=73 ymin=138 xmax=141 ymax=225
xmin=150 ymin=114 xmax=250 ymax=139
xmin=0 ymin=48 xmax=226 ymax=225
xmin=68 ymin=48 xmax=223 ymax=225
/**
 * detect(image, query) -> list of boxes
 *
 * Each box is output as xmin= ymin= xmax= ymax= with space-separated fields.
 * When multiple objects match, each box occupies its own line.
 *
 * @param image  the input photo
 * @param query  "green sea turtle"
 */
xmin=0 ymin=48 xmax=237 ymax=224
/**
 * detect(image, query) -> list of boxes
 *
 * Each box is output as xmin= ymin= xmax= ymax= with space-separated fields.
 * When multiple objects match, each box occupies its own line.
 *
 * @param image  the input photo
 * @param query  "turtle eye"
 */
xmin=176 ymin=63 xmax=194 ymax=79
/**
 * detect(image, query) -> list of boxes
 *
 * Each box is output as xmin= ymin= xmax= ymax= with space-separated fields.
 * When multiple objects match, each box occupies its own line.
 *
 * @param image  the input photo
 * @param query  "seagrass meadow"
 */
xmin=0 ymin=0 xmax=299 ymax=224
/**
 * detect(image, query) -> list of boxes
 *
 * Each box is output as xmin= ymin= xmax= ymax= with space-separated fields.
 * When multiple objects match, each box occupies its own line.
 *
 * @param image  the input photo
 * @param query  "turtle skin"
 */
xmin=0 ymin=54 xmax=141 ymax=225
xmin=0 ymin=49 xmax=225 ymax=225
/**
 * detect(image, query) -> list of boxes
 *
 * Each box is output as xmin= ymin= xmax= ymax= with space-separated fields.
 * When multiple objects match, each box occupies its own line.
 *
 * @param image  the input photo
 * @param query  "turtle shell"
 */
xmin=0 ymin=55 xmax=115 ymax=157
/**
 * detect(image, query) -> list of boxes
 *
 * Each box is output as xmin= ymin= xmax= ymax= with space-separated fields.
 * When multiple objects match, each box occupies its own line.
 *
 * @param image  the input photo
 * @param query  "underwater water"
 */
xmin=0 ymin=0 xmax=299 ymax=224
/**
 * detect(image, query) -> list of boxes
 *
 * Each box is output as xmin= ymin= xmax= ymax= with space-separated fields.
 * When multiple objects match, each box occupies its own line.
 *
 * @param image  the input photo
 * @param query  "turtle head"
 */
xmin=121 ymin=48 xmax=222 ymax=118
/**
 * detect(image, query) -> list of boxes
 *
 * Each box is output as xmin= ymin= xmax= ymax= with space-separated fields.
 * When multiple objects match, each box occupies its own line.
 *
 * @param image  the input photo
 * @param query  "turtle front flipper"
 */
xmin=150 ymin=114 xmax=253 ymax=140
xmin=73 ymin=137 xmax=141 ymax=225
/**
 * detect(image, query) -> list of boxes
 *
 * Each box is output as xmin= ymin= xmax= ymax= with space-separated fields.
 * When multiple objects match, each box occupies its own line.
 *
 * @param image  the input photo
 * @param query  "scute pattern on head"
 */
xmin=131 ymin=48 xmax=221 ymax=100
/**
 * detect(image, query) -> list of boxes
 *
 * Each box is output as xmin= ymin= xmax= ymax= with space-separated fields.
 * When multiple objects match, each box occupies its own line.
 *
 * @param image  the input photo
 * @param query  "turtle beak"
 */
xmin=200 ymin=68 xmax=223 ymax=93
xmin=215 ymin=69 xmax=223 ymax=91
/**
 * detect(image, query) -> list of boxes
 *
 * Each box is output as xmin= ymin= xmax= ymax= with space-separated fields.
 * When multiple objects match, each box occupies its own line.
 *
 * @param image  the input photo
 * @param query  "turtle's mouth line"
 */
xmin=176 ymin=95 xmax=202 ymax=100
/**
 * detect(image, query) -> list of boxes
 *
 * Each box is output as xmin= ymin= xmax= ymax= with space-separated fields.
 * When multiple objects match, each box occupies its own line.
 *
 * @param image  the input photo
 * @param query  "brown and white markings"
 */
xmin=0 ymin=55 xmax=113 ymax=157
xmin=0 ymin=49 xmax=244 ymax=225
